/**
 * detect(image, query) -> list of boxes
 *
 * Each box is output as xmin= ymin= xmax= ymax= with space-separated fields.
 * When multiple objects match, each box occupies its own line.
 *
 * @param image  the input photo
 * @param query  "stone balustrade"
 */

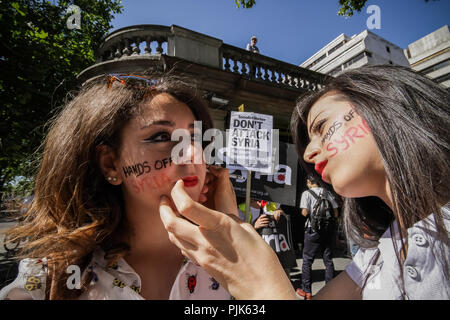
xmin=97 ymin=25 xmax=171 ymax=62
xmin=220 ymin=43 xmax=325 ymax=91
xmin=93 ymin=24 xmax=328 ymax=91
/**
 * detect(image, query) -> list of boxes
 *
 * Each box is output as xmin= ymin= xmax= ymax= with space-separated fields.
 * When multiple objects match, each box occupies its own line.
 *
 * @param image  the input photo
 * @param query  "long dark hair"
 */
xmin=291 ymin=65 xmax=450 ymax=297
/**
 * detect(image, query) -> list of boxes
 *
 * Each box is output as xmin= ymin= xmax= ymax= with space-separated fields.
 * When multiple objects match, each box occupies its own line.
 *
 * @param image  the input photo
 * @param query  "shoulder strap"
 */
xmin=307 ymin=189 xmax=319 ymax=200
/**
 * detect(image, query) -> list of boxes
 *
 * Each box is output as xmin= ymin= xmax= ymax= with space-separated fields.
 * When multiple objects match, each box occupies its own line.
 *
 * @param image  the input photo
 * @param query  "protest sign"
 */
xmin=228 ymin=142 xmax=299 ymax=207
xmin=226 ymin=111 xmax=274 ymax=174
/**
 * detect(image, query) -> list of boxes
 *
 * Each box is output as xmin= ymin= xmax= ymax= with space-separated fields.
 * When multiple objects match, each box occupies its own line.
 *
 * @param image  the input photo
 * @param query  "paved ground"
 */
xmin=290 ymin=257 xmax=352 ymax=297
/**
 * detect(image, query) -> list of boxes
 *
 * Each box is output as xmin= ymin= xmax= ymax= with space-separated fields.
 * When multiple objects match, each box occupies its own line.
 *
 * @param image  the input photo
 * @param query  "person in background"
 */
xmin=297 ymin=176 xmax=339 ymax=299
xmin=246 ymin=35 xmax=259 ymax=53
xmin=237 ymin=199 xmax=264 ymax=225
xmin=246 ymin=35 xmax=260 ymax=79
xmin=240 ymin=200 xmax=297 ymax=281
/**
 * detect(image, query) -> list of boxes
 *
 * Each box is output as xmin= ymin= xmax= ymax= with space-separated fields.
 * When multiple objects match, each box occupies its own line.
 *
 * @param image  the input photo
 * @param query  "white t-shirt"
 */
xmin=0 ymin=249 xmax=231 ymax=300
xmin=300 ymin=187 xmax=338 ymax=228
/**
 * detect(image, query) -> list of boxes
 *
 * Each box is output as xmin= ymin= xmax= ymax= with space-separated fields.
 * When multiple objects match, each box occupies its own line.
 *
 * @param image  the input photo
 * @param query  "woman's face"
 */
xmin=115 ymin=93 xmax=206 ymax=209
xmin=303 ymin=92 xmax=387 ymax=198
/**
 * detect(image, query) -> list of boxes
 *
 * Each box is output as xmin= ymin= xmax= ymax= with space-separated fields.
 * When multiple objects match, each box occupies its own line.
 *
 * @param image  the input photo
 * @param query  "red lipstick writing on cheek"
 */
xmin=182 ymin=176 xmax=198 ymax=187
xmin=315 ymin=160 xmax=328 ymax=180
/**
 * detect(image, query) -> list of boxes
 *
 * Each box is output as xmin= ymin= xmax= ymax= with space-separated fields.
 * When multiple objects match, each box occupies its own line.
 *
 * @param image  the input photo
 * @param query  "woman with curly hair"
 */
xmin=0 ymin=73 xmax=231 ymax=300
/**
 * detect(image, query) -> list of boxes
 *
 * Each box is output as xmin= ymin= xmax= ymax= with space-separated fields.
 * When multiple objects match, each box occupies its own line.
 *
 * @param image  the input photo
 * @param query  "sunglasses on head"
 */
xmin=107 ymin=73 xmax=158 ymax=89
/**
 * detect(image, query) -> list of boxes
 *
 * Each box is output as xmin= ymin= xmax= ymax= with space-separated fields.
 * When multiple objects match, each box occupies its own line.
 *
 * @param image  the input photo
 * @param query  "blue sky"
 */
xmin=110 ymin=0 xmax=450 ymax=66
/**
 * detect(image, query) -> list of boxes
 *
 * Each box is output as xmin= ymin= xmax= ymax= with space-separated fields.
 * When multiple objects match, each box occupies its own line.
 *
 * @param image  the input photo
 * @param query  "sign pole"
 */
xmin=237 ymin=104 xmax=253 ymax=222
xmin=245 ymin=170 xmax=252 ymax=223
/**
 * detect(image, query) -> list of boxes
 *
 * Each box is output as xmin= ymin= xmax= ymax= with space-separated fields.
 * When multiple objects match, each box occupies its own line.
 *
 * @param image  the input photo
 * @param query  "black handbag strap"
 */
xmin=307 ymin=189 xmax=319 ymax=200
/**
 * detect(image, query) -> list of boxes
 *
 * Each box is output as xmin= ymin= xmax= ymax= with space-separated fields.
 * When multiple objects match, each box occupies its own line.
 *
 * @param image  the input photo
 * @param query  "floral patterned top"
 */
xmin=0 ymin=249 xmax=231 ymax=300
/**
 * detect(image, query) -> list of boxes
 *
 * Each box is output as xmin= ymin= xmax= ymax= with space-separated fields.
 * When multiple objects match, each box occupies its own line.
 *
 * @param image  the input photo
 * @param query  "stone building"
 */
xmin=300 ymin=29 xmax=410 ymax=76
xmin=405 ymin=25 xmax=450 ymax=88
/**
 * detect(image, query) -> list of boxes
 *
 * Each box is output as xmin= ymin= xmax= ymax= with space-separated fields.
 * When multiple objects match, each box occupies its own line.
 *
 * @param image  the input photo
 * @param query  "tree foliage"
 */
xmin=0 ymin=0 xmax=123 ymax=197
xmin=338 ymin=0 xmax=437 ymax=17
xmin=234 ymin=0 xmax=369 ymax=16
xmin=337 ymin=0 xmax=368 ymax=17
xmin=235 ymin=0 xmax=256 ymax=9
xmin=235 ymin=0 xmax=438 ymax=17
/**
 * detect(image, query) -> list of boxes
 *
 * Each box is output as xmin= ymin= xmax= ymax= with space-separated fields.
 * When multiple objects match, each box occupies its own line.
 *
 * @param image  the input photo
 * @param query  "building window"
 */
xmin=386 ymin=46 xmax=390 ymax=53
xmin=420 ymin=59 xmax=450 ymax=75
xmin=405 ymin=49 xmax=411 ymax=59
xmin=342 ymin=52 xmax=365 ymax=69
xmin=434 ymin=72 xmax=450 ymax=84
xmin=307 ymin=53 xmax=327 ymax=69
xmin=389 ymin=60 xmax=393 ymax=65
xmin=327 ymin=41 xmax=345 ymax=56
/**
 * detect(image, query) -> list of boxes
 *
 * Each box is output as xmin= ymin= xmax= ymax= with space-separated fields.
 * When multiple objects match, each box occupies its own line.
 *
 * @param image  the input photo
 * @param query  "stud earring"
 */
xmin=107 ymin=177 xmax=118 ymax=182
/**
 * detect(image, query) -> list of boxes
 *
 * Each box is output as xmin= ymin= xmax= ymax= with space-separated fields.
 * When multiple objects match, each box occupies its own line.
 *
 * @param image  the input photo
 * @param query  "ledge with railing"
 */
xmin=81 ymin=24 xmax=329 ymax=92
xmin=220 ymin=43 xmax=326 ymax=91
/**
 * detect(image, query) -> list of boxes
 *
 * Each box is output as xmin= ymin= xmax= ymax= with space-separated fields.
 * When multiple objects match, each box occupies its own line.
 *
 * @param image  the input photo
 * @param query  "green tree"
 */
xmin=235 ymin=0 xmax=438 ymax=17
xmin=235 ymin=0 xmax=255 ymax=9
xmin=0 ymin=0 xmax=123 ymax=199
xmin=337 ymin=0 xmax=368 ymax=17
xmin=338 ymin=0 xmax=438 ymax=17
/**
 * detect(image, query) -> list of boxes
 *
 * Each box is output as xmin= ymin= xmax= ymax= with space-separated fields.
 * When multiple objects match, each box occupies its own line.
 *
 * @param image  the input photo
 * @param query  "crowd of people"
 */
xmin=1 ymin=57 xmax=449 ymax=299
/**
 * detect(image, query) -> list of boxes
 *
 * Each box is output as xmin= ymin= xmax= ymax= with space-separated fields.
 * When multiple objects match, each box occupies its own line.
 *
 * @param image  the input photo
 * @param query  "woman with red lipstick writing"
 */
xmin=0 ymin=73 xmax=232 ymax=300
xmin=159 ymin=65 xmax=449 ymax=300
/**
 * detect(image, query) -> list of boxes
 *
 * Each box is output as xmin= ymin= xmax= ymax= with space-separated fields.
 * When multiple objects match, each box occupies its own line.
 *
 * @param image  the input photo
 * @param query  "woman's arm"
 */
xmin=313 ymin=271 xmax=362 ymax=300
xmin=159 ymin=168 xmax=360 ymax=300
xmin=159 ymin=169 xmax=297 ymax=300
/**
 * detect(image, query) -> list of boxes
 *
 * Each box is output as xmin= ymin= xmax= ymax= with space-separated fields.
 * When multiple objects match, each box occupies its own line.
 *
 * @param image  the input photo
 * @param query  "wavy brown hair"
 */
xmin=5 ymin=72 xmax=213 ymax=299
xmin=291 ymin=65 xmax=450 ymax=298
